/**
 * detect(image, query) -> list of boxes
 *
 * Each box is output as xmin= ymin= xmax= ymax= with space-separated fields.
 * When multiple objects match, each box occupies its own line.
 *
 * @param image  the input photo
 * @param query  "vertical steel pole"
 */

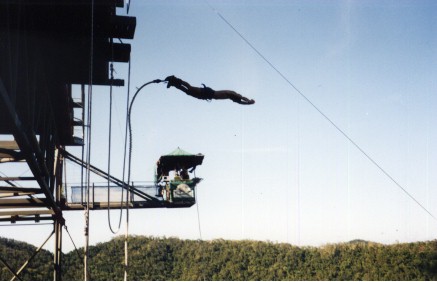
xmin=84 ymin=211 xmax=89 ymax=279
xmin=53 ymin=219 xmax=63 ymax=281
xmin=84 ymin=191 xmax=90 ymax=281
xmin=53 ymin=148 xmax=64 ymax=281
xmin=124 ymin=182 xmax=130 ymax=281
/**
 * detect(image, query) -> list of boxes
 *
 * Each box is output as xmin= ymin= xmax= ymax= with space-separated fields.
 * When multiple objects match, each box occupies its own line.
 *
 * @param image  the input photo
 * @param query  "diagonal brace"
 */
xmin=60 ymin=148 xmax=160 ymax=203
xmin=10 ymin=229 xmax=55 ymax=281
xmin=0 ymin=78 xmax=63 ymax=222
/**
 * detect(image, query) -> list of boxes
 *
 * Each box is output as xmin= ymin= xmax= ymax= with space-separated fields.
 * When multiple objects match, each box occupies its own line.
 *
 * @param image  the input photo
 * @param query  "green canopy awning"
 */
xmin=156 ymin=147 xmax=204 ymax=177
xmin=166 ymin=147 xmax=195 ymax=156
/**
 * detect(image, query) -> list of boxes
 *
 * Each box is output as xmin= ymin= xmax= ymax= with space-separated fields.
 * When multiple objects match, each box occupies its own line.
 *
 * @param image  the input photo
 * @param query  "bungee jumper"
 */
xmin=165 ymin=75 xmax=255 ymax=105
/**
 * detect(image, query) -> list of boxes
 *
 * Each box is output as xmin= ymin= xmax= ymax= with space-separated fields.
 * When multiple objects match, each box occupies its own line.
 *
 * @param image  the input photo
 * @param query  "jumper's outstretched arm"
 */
xmin=165 ymin=75 xmax=255 ymax=105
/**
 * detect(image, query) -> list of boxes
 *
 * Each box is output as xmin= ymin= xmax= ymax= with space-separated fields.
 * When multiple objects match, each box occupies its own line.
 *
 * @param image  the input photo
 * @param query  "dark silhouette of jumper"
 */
xmin=165 ymin=75 xmax=255 ymax=105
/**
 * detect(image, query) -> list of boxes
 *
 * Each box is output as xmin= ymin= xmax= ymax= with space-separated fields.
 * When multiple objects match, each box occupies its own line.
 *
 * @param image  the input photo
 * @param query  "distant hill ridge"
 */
xmin=1 ymin=236 xmax=436 ymax=280
xmin=347 ymin=239 xmax=372 ymax=244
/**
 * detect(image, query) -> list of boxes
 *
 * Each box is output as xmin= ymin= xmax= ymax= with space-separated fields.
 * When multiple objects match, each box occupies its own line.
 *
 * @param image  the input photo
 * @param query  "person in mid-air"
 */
xmin=165 ymin=75 xmax=255 ymax=105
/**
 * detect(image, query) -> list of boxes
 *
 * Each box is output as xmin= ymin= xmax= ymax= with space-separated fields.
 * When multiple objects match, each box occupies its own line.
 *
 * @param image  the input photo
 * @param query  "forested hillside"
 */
xmin=2 ymin=236 xmax=437 ymax=280
xmin=0 ymin=237 xmax=52 ymax=280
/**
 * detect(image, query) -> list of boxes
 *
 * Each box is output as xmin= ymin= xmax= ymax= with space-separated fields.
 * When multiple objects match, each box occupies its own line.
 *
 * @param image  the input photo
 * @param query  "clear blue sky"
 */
xmin=2 ymin=0 xmax=436 ymax=252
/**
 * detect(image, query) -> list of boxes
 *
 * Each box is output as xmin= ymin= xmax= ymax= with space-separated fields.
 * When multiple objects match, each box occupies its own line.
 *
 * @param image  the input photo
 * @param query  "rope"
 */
xmin=64 ymin=225 xmax=92 ymax=280
xmin=127 ymin=0 xmax=131 ymax=14
xmin=107 ymin=40 xmax=123 ymax=234
xmin=195 ymin=188 xmax=202 ymax=240
xmin=80 ymin=84 xmax=85 ymax=204
xmin=64 ymin=225 xmax=82 ymax=263
xmin=126 ymin=79 xmax=164 ymax=191
xmin=205 ymin=1 xmax=437 ymax=223
xmin=84 ymin=0 xmax=95 ymax=280
xmin=192 ymin=170 xmax=202 ymax=240
xmin=64 ymin=152 xmax=68 ymax=202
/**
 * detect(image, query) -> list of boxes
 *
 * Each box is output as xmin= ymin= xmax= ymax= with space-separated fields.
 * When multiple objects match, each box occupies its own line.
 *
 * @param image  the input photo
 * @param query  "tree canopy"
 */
xmin=1 ymin=236 xmax=436 ymax=280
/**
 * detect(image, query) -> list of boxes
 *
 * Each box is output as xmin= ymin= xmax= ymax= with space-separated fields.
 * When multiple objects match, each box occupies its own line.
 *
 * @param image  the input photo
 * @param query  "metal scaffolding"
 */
xmin=0 ymin=0 xmax=135 ymax=279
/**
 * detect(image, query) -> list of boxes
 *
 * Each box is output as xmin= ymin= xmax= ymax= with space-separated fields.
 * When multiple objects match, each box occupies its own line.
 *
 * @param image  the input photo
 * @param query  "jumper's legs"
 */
xmin=215 ymin=90 xmax=255 ymax=105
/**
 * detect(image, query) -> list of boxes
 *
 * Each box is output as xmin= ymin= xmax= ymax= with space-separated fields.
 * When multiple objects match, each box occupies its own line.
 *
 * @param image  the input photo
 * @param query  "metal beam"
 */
xmin=0 ymin=140 xmax=19 ymax=149
xmin=54 ymin=148 xmax=63 ymax=280
xmin=64 ymin=200 xmax=172 ymax=210
xmin=0 ymin=256 xmax=21 ymax=281
xmin=53 ymin=220 xmax=63 ymax=281
xmin=0 ymin=177 xmax=36 ymax=181
xmin=61 ymin=148 xmax=160 ymax=203
xmin=11 ymin=229 xmax=54 ymax=281
xmin=0 ymin=187 xmax=42 ymax=193
xmin=0 ymin=216 xmax=53 ymax=223
xmin=0 ymin=198 xmax=49 ymax=208
xmin=0 ymin=210 xmax=54 ymax=216
xmin=0 ymin=187 xmax=42 ymax=198
xmin=0 ymin=78 xmax=63 ymax=222
xmin=0 ymin=192 xmax=40 ymax=198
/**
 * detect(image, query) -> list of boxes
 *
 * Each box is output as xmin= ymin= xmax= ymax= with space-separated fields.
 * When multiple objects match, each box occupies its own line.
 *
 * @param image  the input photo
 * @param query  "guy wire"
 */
xmin=205 ymin=1 xmax=437 ymax=222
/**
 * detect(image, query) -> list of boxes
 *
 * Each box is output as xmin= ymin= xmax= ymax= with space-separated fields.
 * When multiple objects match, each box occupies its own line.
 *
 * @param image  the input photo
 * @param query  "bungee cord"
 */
xmin=124 ymin=78 xmax=165 ymax=280
xmin=204 ymin=1 xmax=437 ymax=223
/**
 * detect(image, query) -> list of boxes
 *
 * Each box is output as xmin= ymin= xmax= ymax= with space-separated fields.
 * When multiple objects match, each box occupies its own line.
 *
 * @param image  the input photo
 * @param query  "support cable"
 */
xmin=127 ymin=0 xmax=131 ymax=14
xmin=64 ymin=225 xmax=81 ymax=263
xmin=107 ymin=57 xmax=115 ymax=231
xmin=205 ymin=1 xmax=437 ymax=222
xmin=84 ymin=0 xmax=95 ymax=280
xmin=64 ymin=154 xmax=68 ymax=202
xmin=296 ymin=95 xmax=301 ymax=245
xmin=195 ymin=190 xmax=202 ymax=240
xmin=122 ymin=59 xmax=131 ymax=197
xmin=193 ymin=170 xmax=202 ymax=240
xmin=64 ymin=225 xmax=92 ymax=281
xmin=107 ymin=40 xmax=124 ymax=234
xmin=122 ymin=57 xmax=132 ymax=282
xmin=80 ymin=84 xmax=85 ymax=205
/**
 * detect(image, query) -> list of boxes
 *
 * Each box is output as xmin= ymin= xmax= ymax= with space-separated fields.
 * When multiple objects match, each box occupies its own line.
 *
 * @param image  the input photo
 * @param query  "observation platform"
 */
xmin=62 ymin=181 xmax=199 ymax=210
